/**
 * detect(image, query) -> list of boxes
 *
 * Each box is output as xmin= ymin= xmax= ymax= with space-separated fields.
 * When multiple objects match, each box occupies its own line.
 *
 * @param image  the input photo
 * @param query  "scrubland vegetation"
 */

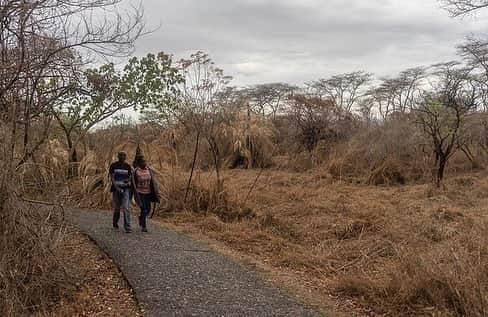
xmin=3 ymin=0 xmax=488 ymax=316
xmin=0 ymin=0 xmax=144 ymax=314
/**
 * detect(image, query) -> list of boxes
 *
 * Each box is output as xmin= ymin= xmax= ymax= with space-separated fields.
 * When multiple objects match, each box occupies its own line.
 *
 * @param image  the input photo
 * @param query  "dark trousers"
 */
xmin=138 ymin=193 xmax=152 ymax=229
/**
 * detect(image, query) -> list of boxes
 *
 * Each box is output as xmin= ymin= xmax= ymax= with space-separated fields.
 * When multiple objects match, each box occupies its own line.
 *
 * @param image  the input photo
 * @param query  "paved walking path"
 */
xmin=65 ymin=208 xmax=321 ymax=317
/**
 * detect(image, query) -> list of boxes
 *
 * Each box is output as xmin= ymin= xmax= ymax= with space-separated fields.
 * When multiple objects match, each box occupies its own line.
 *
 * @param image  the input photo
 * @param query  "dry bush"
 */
xmin=144 ymin=127 xmax=185 ymax=169
xmin=327 ymin=116 xmax=429 ymax=184
xmin=327 ymin=144 xmax=368 ymax=182
xmin=16 ymin=139 xmax=70 ymax=196
xmin=0 ymin=179 xmax=72 ymax=315
xmin=0 ymin=121 xmax=74 ymax=315
xmin=172 ymin=113 xmax=276 ymax=170
xmin=367 ymin=157 xmax=407 ymax=185
xmin=156 ymin=167 xmax=255 ymax=222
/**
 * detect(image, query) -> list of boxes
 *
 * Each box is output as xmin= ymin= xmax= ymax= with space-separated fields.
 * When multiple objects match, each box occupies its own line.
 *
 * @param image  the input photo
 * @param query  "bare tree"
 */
xmin=307 ymin=71 xmax=372 ymax=114
xmin=177 ymin=51 xmax=231 ymax=198
xmin=0 ymin=0 xmax=145 ymax=175
xmin=0 ymin=2 xmax=146 ymax=313
xmin=415 ymin=63 xmax=479 ymax=187
xmin=287 ymin=93 xmax=337 ymax=154
xmin=441 ymin=0 xmax=488 ymax=17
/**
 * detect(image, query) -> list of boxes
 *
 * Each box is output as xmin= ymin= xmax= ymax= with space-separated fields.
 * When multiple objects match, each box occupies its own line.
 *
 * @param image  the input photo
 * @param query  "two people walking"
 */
xmin=109 ymin=151 xmax=160 ymax=233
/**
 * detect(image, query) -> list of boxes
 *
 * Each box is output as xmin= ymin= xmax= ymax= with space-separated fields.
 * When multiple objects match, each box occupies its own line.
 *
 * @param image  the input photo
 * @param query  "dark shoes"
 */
xmin=114 ymin=223 xmax=136 ymax=233
xmin=142 ymin=227 xmax=148 ymax=233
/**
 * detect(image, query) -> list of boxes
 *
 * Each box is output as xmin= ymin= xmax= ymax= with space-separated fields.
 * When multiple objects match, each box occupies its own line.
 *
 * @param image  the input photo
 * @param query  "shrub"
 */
xmin=0 ymin=181 xmax=72 ymax=315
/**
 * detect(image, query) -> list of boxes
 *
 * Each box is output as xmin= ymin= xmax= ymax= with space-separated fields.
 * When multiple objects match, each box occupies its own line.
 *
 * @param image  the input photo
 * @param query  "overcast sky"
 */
xmin=133 ymin=0 xmax=488 ymax=86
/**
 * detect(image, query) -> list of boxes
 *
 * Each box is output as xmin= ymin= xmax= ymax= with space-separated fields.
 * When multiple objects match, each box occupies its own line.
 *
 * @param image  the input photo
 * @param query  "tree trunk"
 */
xmin=436 ymin=156 xmax=447 ymax=188
xmin=208 ymin=136 xmax=223 ymax=193
xmin=67 ymin=136 xmax=78 ymax=177
xmin=184 ymin=130 xmax=201 ymax=204
xmin=8 ymin=99 xmax=18 ymax=174
xmin=23 ymin=103 xmax=30 ymax=159
xmin=461 ymin=145 xmax=479 ymax=169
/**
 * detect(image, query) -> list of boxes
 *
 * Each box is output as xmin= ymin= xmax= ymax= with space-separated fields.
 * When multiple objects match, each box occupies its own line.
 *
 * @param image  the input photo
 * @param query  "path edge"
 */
xmin=66 ymin=223 xmax=146 ymax=316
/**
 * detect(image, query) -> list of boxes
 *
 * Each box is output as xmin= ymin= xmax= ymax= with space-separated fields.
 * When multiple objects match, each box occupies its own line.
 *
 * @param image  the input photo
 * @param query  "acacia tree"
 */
xmin=369 ymin=67 xmax=426 ymax=120
xmin=415 ymin=63 xmax=479 ymax=187
xmin=245 ymin=83 xmax=296 ymax=118
xmin=307 ymin=71 xmax=372 ymax=114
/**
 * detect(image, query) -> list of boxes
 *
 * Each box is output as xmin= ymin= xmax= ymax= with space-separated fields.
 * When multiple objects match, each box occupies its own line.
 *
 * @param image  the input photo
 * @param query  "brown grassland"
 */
xmin=152 ymin=169 xmax=488 ymax=317
xmin=69 ymin=129 xmax=488 ymax=316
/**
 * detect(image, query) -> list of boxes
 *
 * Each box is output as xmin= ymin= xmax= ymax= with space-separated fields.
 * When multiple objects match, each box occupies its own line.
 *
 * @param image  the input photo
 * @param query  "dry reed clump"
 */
xmin=335 ymin=227 xmax=488 ymax=316
xmin=70 ymin=152 xmax=111 ymax=208
xmin=153 ymin=167 xmax=255 ymax=222
xmin=220 ymin=114 xmax=277 ymax=169
xmin=179 ymin=114 xmax=277 ymax=170
xmin=0 ymin=184 xmax=73 ymax=315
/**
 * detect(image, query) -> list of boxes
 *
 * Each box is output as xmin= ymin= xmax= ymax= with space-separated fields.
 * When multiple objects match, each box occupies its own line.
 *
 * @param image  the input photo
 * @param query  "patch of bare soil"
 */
xmin=43 ymin=230 xmax=141 ymax=317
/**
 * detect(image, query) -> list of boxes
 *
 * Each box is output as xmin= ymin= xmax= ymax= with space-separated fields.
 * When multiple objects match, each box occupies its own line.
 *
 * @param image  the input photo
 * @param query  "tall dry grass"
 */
xmin=153 ymin=168 xmax=488 ymax=316
xmin=0 ymin=125 xmax=73 ymax=315
xmin=336 ymin=228 xmax=488 ymax=316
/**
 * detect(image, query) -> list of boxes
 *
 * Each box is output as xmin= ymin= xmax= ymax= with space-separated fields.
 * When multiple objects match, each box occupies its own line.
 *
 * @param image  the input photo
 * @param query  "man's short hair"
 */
xmin=118 ymin=151 xmax=127 ymax=156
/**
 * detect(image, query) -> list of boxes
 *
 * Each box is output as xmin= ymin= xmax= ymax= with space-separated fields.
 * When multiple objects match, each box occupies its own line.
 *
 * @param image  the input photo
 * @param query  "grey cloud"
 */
xmin=134 ymin=0 xmax=487 ymax=85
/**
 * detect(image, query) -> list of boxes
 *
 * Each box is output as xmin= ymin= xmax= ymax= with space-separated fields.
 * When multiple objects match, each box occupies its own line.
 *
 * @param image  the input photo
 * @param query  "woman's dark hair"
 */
xmin=138 ymin=157 xmax=147 ymax=167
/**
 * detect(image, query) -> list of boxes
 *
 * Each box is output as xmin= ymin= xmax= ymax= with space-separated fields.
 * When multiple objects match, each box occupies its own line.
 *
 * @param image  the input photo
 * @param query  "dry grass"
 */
xmin=0 ymin=189 xmax=72 ymax=316
xmin=151 ymin=168 xmax=488 ymax=316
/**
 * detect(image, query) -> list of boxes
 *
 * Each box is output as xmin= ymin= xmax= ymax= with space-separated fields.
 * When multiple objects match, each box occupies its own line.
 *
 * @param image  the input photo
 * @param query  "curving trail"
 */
xmin=65 ymin=208 xmax=322 ymax=317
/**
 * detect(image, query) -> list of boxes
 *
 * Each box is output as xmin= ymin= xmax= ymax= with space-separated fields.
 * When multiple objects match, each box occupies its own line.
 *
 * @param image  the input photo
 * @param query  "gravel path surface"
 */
xmin=65 ymin=208 xmax=322 ymax=317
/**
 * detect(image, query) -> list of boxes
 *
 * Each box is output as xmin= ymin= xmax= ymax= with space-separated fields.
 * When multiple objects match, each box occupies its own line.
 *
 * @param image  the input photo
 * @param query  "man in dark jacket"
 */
xmin=109 ymin=151 xmax=132 ymax=233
